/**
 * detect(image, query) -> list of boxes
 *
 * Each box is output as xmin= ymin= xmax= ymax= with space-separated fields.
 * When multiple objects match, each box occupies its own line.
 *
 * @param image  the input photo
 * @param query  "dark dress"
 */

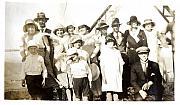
xmin=124 ymin=29 xmax=148 ymax=65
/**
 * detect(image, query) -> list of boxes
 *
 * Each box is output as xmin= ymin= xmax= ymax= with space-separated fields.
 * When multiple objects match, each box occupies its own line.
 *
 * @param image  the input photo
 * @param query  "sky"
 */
xmin=4 ymin=0 xmax=175 ymax=49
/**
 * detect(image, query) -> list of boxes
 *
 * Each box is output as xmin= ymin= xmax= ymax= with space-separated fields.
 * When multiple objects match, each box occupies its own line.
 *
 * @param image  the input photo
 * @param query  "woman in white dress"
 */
xmin=142 ymin=19 xmax=160 ymax=63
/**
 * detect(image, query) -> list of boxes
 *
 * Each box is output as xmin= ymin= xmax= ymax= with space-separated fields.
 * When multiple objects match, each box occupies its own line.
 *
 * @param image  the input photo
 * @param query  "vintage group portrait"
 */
xmin=3 ymin=0 xmax=175 ymax=102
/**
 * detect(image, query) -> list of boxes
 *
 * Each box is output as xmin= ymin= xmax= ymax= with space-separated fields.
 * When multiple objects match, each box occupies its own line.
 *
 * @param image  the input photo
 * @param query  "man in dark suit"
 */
xmin=34 ymin=12 xmax=59 ymax=100
xmin=131 ymin=46 xmax=164 ymax=101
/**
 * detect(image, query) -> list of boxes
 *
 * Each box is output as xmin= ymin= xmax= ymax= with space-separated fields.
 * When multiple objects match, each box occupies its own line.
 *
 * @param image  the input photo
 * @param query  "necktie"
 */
xmin=143 ymin=63 xmax=147 ymax=75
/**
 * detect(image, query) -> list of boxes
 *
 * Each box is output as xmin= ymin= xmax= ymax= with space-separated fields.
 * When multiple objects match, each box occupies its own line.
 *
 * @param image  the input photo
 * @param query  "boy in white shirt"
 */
xmin=66 ymin=48 xmax=92 ymax=101
xmin=21 ymin=41 xmax=47 ymax=100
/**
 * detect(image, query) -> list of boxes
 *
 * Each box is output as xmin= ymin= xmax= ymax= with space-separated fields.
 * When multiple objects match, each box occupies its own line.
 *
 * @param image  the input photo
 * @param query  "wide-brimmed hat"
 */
xmin=78 ymin=24 xmax=90 ymax=31
xmin=34 ymin=12 xmax=49 ymax=22
xmin=96 ymin=22 xmax=109 ymax=30
xmin=90 ymin=63 xmax=100 ymax=81
xmin=53 ymin=24 xmax=65 ymax=35
xmin=23 ymin=19 xmax=38 ymax=32
xmin=66 ymin=48 xmax=78 ymax=56
xmin=136 ymin=46 xmax=150 ymax=54
xmin=142 ymin=19 xmax=155 ymax=28
xmin=112 ymin=18 xmax=122 ymax=27
xmin=70 ymin=36 xmax=84 ymax=45
xmin=105 ymin=36 xmax=116 ymax=45
xmin=27 ymin=40 xmax=38 ymax=49
xmin=127 ymin=16 xmax=141 ymax=25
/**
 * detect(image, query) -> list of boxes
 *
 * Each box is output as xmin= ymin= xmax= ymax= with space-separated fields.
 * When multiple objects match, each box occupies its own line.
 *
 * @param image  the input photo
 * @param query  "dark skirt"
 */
xmin=25 ymin=75 xmax=43 ymax=97
xmin=127 ymin=49 xmax=140 ymax=65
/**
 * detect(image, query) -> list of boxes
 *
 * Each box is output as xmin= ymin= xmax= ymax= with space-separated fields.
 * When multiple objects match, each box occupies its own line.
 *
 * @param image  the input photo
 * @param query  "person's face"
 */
xmin=144 ymin=24 xmax=152 ymax=31
xmin=73 ymin=41 xmax=82 ymax=49
xmin=28 ymin=46 xmax=38 ymax=55
xmin=37 ymin=18 xmax=47 ymax=28
xmin=26 ymin=24 xmax=36 ymax=35
xmin=79 ymin=27 xmax=87 ymax=35
xmin=56 ymin=29 xmax=64 ymax=37
xmin=138 ymin=53 xmax=148 ymax=62
xmin=131 ymin=22 xmax=138 ymax=28
xmin=106 ymin=42 xmax=114 ymax=48
xmin=100 ymin=28 xmax=108 ymax=35
xmin=112 ymin=26 xmax=119 ymax=32
xmin=68 ymin=27 xmax=74 ymax=34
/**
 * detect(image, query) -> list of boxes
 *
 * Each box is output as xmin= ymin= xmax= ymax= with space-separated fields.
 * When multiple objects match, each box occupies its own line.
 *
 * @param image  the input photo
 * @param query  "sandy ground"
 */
xmin=4 ymin=49 xmax=174 ymax=100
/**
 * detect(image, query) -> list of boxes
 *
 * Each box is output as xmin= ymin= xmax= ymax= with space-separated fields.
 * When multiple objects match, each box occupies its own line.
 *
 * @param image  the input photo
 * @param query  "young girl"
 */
xmin=99 ymin=37 xmax=124 ymax=101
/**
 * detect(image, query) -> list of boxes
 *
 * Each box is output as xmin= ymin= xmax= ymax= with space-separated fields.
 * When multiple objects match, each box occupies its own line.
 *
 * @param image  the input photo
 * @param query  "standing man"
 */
xmin=34 ymin=12 xmax=59 ymax=100
xmin=108 ymin=18 xmax=126 ymax=52
xmin=131 ymin=46 xmax=164 ymax=101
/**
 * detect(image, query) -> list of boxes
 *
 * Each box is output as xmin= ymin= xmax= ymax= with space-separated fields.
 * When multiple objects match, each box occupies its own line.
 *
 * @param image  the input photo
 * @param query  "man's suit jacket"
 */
xmin=131 ymin=60 xmax=163 ymax=95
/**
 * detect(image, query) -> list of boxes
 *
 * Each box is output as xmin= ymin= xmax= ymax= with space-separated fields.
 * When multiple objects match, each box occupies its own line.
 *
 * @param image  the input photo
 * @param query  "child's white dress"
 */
xmin=99 ymin=45 xmax=124 ymax=92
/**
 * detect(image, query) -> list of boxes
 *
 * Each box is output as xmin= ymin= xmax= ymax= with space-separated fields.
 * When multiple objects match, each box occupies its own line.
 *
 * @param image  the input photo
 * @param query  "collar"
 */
xmin=140 ymin=60 xmax=148 ymax=64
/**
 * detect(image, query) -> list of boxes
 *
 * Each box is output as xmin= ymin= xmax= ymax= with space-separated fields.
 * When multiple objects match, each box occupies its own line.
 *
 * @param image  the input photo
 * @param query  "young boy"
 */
xmin=21 ymin=41 xmax=47 ymax=100
xmin=66 ymin=48 xmax=92 ymax=101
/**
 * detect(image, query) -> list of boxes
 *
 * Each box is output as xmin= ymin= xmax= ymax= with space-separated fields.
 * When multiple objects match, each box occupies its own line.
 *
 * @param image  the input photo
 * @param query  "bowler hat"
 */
xmin=78 ymin=24 xmax=90 ymax=31
xmin=127 ymin=16 xmax=141 ymax=25
xmin=136 ymin=46 xmax=150 ymax=54
xmin=34 ymin=12 xmax=49 ymax=22
xmin=96 ymin=22 xmax=109 ymax=30
xmin=23 ymin=19 xmax=38 ymax=32
xmin=142 ymin=19 xmax=155 ymax=28
xmin=112 ymin=18 xmax=121 ymax=27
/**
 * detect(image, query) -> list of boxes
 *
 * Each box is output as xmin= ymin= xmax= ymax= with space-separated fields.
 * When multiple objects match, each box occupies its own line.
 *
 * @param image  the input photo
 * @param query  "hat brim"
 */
xmin=142 ymin=22 xmax=155 ymax=28
xmin=127 ymin=21 xmax=141 ymax=25
xmin=112 ymin=23 xmax=122 ymax=27
xmin=96 ymin=25 xmax=109 ymax=30
xmin=137 ymin=51 xmax=149 ymax=54
xmin=53 ymin=28 xmax=65 ymax=35
xmin=34 ymin=18 xmax=49 ymax=22
xmin=71 ymin=39 xmax=85 ymax=45
xmin=23 ymin=23 xmax=38 ymax=32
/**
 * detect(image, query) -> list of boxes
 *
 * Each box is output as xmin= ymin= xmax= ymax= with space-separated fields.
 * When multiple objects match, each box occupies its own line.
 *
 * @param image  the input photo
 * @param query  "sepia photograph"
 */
xmin=1 ymin=0 xmax=177 ymax=103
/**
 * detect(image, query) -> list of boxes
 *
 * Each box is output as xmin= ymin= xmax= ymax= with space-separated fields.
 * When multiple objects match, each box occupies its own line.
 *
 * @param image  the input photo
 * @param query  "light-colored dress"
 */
xmin=144 ymin=30 xmax=159 ymax=63
xmin=99 ymin=45 xmax=124 ymax=92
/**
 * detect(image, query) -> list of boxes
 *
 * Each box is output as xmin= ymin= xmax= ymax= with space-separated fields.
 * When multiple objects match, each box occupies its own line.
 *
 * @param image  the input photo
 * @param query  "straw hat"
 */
xmin=23 ymin=19 xmax=38 ymax=32
xmin=142 ymin=19 xmax=155 ymax=28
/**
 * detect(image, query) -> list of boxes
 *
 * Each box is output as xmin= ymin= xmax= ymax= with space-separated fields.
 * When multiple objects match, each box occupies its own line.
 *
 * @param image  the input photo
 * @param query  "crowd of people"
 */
xmin=20 ymin=12 xmax=169 ymax=101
